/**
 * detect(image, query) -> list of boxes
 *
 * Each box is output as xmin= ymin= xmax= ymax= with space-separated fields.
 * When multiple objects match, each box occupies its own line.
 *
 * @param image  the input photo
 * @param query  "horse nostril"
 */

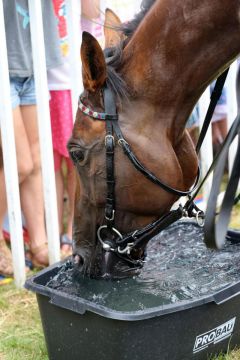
xmin=73 ymin=254 xmax=84 ymax=267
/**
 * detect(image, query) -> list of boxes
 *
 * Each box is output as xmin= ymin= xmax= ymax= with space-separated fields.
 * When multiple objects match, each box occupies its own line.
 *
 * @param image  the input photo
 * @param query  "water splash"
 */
xmin=46 ymin=220 xmax=240 ymax=312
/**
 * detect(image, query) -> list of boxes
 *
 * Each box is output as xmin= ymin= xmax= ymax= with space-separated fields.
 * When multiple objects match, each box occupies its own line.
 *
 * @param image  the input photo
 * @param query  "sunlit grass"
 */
xmin=212 ymin=350 xmax=240 ymax=360
xmin=0 ymin=280 xmax=48 ymax=360
xmin=230 ymin=204 xmax=240 ymax=229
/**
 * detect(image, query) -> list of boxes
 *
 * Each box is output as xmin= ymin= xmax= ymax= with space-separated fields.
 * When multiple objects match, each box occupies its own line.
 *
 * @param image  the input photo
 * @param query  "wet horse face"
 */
xmin=68 ymin=1 xmax=240 ymax=279
xmin=68 ymin=12 xmax=198 ymax=279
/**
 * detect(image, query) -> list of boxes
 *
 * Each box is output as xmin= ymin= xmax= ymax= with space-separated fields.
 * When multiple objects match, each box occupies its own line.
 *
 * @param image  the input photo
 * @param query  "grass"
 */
xmin=0 ymin=280 xmax=48 ymax=360
xmin=230 ymin=204 xmax=240 ymax=229
xmin=211 ymin=351 xmax=240 ymax=360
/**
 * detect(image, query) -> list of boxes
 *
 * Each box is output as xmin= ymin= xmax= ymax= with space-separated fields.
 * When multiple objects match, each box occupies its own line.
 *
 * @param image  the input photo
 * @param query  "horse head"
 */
xmin=68 ymin=0 xmax=240 ymax=279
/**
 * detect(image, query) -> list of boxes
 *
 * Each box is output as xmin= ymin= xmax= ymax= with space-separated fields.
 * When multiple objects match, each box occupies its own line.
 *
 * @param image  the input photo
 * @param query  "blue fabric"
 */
xmin=9 ymin=76 xmax=36 ymax=108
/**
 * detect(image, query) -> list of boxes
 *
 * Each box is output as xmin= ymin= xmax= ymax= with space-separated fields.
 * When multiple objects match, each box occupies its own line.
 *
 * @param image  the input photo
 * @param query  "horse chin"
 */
xmin=72 ymin=250 xmax=142 ymax=280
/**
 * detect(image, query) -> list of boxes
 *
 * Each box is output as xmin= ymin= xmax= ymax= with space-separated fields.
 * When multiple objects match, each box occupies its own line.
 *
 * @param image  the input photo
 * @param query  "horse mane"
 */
xmin=121 ymin=0 xmax=157 ymax=37
xmin=105 ymin=0 xmax=157 ymax=102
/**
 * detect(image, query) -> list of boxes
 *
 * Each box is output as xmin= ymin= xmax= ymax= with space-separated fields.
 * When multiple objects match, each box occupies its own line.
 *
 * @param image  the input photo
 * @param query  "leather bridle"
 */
xmin=71 ymin=65 xmax=240 ymax=268
xmin=73 ymin=85 xmax=203 ymax=268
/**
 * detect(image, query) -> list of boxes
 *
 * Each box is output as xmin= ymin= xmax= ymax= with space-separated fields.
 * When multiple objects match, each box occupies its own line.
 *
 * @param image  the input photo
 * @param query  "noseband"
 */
xmin=73 ymin=84 xmax=202 ymax=268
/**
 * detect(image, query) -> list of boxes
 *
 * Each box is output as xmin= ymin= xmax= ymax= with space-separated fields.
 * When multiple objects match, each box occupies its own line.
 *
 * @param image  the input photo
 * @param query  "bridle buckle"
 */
xmin=118 ymin=138 xmax=129 ymax=147
xmin=105 ymin=134 xmax=115 ymax=146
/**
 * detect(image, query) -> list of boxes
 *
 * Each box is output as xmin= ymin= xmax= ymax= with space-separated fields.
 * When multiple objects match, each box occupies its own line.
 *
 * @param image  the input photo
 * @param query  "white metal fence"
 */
xmin=0 ymin=0 xmax=238 ymax=287
xmin=0 ymin=1 xmax=26 ymax=287
xmin=0 ymin=0 xmax=82 ymax=287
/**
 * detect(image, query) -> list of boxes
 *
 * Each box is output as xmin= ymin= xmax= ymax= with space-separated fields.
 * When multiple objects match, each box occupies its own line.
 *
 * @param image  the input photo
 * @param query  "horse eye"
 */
xmin=70 ymin=150 xmax=85 ymax=164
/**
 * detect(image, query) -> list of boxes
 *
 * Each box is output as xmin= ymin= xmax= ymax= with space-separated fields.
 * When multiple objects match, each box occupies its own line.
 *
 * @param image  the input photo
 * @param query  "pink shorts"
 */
xmin=49 ymin=90 xmax=74 ymax=171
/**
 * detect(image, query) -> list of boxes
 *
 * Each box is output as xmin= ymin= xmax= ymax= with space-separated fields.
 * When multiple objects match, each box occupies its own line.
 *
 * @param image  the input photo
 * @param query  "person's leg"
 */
xmin=217 ymin=117 xmax=228 ymax=141
xmin=54 ymin=151 xmax=64 ymax=235
xmin=66 ymin=163 xmax=76 ymax=239
xmin=60 ymin=159 xmax=75 ymax=257
xmin=212 ymin=121 xmax=223 ymax=146
xmin=0 ymin=105 xmax=35 ymax=275
xmin=0 ymin=106 xmax=33 ymax=233
xmin=0 ymin=169 xmax=13 ymax=276
xmin=212 ymin=117 xmax=228 ymax=158
xmin=19 ymin=104 xmax=48 ymax=266
xmin=0 ymin=171 xmax=7 ymax=239
xmin=0 ymin=140 xmax=8 ymax=241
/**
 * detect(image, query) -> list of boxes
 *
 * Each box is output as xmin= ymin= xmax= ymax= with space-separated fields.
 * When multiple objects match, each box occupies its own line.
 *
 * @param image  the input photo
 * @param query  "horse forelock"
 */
xmin=105 ymin=44 xmax=129 ymax=102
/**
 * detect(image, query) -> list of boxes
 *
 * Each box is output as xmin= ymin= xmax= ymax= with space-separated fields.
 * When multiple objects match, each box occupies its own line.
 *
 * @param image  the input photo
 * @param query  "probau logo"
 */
xmin=193 ymin=317 xmax=236 ymax=353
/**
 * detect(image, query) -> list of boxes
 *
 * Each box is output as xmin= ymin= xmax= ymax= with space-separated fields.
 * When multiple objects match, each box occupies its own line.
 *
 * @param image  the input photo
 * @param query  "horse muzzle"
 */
xmin=72 ymin=248 xmax=143 ymax=280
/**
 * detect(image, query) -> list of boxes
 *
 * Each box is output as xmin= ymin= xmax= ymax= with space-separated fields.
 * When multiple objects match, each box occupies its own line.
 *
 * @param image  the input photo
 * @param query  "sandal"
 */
xmin=30 ymin=242 xmax=49 ymax=269
xmin=60 ymin=234 xmax=72 ymax=259
xmin=0 ymin=239 xmax=13 ymax=276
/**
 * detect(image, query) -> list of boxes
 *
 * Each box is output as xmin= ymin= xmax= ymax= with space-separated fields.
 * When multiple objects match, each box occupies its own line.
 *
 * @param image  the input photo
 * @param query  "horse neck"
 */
xmin=121 ymin=0 xmax=240 ymax=141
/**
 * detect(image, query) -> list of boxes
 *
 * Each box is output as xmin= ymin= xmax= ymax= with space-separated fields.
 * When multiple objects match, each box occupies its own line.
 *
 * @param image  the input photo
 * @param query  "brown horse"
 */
xmin=68 ymin=0 xmax=240 ymax=279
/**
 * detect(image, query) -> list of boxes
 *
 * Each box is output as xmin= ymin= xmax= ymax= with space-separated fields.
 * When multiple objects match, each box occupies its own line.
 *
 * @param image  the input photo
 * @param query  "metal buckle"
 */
xmin=97 ymin=225 xmax=123 ymax=252
xmin=117 ymin=242 xmax=134 ymax=255
xmin=118 ymin=138 xmax=129 ymax=147
xmin=105 ymin=135 xmax=115 ymax=146
xmin=105 ymin=209 xmax=115 ymax=221
xmin=196 ymin=211 xmax=205 ymax=227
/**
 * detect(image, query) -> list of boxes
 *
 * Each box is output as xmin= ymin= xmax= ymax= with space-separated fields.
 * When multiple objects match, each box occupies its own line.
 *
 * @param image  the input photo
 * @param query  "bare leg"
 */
xmin=212 ymin=122 xmax=223 ymax=146
xmin=0 ymin=169 xmax=7 ymax=239
xmin=60 ymin=164 xmax=75 ymax=256
xmin=217 ymin=118 xmax=228 ymax=141
xmin=0 ymin=106 xmax=33 ymax=241
xmin=0 ymin=105 xmax=41 ymax=274
xmin=66 ymin=167 xmax=76 ymax=239
xmin=212 ymin=118 xmax=227 ymax=146
xmin=19 ymin=105 xmax=48 ymax=265
xmin=55 ymin=163 xmax=64 ymax=235
xmin=0 ymin=168 xmax=13 ymax=276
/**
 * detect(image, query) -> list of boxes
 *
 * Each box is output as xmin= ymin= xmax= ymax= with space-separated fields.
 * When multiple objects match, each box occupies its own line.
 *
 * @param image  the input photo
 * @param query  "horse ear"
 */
xmin=104 ymin=8 xmax=124 ymax=48
xmin=81 ymin=31 xmax=106 ymax=92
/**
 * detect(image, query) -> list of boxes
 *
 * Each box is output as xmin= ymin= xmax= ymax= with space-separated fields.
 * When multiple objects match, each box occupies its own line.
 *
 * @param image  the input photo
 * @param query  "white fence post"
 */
xmin=67 ymin=0 xmax=83 ymax=119
xmin=0 ymin=1 xmax=26 ymax=287
xmin=28 ymin=0 xmax=60 ymax=264
xmin=198 ymin=87 xmax=213 ymax=209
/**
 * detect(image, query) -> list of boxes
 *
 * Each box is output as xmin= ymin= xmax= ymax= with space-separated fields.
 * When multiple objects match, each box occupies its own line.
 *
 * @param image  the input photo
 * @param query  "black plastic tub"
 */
xmin=25 ymin=221 xmax=240 ymax=360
